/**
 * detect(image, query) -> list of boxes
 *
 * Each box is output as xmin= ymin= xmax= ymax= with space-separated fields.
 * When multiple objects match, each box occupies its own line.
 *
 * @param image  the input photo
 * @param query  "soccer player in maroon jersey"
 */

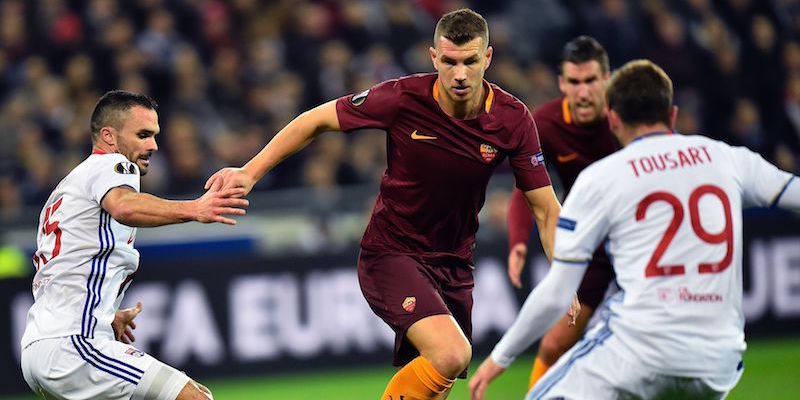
xmin=480 ymin=36 xmax=620 ymax=392
xmin=205 ymin=8 xmax=561 ymax=399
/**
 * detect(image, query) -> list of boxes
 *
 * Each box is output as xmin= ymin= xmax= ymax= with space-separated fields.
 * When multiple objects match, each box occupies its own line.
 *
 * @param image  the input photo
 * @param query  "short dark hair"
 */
xmin=561 ymin=35 xmax=609 ymax=74
xmin=90 ymin=90 xmax=158 ymax=142
xmin=606 ymin=59 xmax=673 ymax=127
xmin=433 ymin=8 xmax=489 ymax=47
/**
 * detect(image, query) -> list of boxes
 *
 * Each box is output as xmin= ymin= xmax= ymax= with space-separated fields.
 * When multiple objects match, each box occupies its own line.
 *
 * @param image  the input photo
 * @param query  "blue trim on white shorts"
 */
xmin=526 ymin=324 xmax=613 ymax=399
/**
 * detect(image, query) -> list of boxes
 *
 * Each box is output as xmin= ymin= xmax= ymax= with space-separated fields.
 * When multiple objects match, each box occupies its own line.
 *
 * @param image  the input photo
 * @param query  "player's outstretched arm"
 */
xmin=101 ymin=186 xmax=249 ymax=227
xmin=205 ymin=100 xmax=342 ymax=193
xmin=522 ymin=185 xmax=561 ymax=263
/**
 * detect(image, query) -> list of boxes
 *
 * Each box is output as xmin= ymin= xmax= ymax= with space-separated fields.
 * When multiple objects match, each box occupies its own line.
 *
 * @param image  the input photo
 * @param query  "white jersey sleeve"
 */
xmin=726 ymin=146 xmax=794 ymax=208
xmin=88 ymin=155 xmax=141 ymax=201
xmin=552 ymin=169 xmax=613 ymax=265
xmin=776 ymin=177 xmax=800 ymax=209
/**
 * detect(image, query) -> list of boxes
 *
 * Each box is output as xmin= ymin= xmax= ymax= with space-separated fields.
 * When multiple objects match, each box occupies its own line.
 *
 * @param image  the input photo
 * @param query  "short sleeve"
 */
xmin=729 ymin=145 xmax=794 ymax=207
xmin=88 ymin=154 xmax=141 ymax=204
xmin=335 ymin=79 xmax=402 ymax=132
xmin=509 ymin=107 xmax=551 ymax=191
xmin=553 ymin=169 xmax=610 ymax=264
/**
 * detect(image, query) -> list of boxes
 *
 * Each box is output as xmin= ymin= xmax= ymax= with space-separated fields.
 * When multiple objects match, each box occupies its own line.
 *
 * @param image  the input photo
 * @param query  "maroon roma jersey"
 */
xmin=336 ymin=73 xmax=551 ymax=264
xmin=508 ymin=96 xmax=619 ymax=247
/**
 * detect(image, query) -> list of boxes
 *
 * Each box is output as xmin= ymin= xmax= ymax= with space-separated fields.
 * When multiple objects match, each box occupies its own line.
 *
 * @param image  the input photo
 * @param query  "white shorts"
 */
xmin=526 ymin=324 xmax=744 ymax=400
xmin=21 ymin=335 xmax=191 ymax=400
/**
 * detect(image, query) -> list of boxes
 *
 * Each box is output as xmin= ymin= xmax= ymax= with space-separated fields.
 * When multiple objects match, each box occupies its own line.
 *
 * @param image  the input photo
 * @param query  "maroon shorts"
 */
xmin=357 ymin=249 xmax=474 ymax=372
xmin=577 ymin=245 xmax=615 ymax=310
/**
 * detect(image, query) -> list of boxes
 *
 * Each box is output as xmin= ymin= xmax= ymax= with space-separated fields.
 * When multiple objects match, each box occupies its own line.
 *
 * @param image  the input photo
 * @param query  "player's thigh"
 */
xmin=172 ymin=379 xmax=213 ymax=400
xmin=133 ymin=359 xmax=194 ymax=400
xmin=22 ymin=336 xmax=197 ymax=400
xmin=406 ymin=314 xmax=470 ymax=358
xmin=21 ymin=336 xmax=156 ymax=399
xmin=357 ymin=250 xmax=452 ymax=333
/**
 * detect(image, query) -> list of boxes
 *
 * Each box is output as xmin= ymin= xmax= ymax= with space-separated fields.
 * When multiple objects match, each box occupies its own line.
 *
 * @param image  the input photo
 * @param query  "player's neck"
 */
xmin=624 ymin=123 xmax=672 ymax=146
xmin=437 ymin=82 xmax=486 ymax=120
xmin=92 ymin=142 xmax=115 ymax=155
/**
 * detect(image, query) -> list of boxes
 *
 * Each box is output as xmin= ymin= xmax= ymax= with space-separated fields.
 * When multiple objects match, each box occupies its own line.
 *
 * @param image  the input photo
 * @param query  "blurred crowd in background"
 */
xmin=2 ymin=0 xmax=800 ymax=225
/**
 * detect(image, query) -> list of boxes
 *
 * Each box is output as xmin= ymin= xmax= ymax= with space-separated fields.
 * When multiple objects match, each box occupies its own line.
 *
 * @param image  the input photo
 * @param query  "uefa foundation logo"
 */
xmin=658 ymin=287 xmax=723 ymax=303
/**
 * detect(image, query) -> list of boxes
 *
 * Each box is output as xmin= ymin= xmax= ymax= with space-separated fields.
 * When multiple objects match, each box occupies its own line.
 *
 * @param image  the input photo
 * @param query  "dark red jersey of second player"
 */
xmin=536 ymin=97 xmax=619 ymax=193
xmin=336 ymin=73 xmax=550 ymax=264
xmin=507 ymin=96 xmax=619 ymax=247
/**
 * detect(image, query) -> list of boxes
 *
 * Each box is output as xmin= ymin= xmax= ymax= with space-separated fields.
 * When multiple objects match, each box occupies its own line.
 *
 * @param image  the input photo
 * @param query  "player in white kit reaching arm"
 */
xmin=469 ymin=60 xmax=800 ymax=400
xmin=20 ymin=90 xmax=249 ymax=400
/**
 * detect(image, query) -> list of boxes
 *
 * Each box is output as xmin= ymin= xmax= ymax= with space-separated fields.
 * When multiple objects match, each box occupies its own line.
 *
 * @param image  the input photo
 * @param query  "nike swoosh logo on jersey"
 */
xmin=411 ymin=130 xmax=437 ymax=140
xmin=557 ymin=153 xmax=578 ymax=163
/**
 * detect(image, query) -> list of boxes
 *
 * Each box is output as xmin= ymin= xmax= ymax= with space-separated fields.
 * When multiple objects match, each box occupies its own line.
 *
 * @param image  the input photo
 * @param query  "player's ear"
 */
xmin=485 ymin=45 xmax=493 ymax=69
xmin=607 ymin=108 xmax=622 ymax=137
xmin=99 ymin=126 xmax=117 ymax=148
xmin=668 ymin=105 xmax=679 ymax=132
xmin=429 ymin=46 xmax=438 ymax=69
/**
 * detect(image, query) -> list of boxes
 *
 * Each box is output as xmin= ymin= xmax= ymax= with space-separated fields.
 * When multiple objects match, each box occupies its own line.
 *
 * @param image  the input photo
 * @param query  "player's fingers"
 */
xmin=129 ymin=320 xmax=136 ymax=329
xmin=470 ymin=381 xmax=487 ymax=400
xmin=214 ymin=216 xmax=237 ymax=225
xmin=219 ymin=187 xmax=247 ymax=197
xmin=217 ymin=207 xmax=246 ymax=216
xmin=204 ymin=174 xmax=220 ymax=190
xmin=509 ymin=271 xmax=522 ymax=289
xmin=126 ymin=329 xmax=136 ymax=343
xmin=220 ymin=197 xmax=249 ymax=207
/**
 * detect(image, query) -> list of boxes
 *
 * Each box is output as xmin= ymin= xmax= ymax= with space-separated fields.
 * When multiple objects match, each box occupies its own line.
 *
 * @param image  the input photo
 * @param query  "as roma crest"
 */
xmin=480 ymin=143 xmax=498 ymax=163
xmin=402 ymin=296 xmax=417 ymax=313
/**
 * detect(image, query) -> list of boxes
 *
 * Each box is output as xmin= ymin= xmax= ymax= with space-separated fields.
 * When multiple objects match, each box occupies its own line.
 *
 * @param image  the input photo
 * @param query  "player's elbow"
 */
xmin=107 ymin=203 xmax=137 ymax=226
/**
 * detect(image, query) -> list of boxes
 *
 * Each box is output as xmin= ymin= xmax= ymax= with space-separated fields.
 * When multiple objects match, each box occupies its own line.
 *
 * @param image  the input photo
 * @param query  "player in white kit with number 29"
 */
xmin=20 ymin=90 xmax=248 ymax=400
xmin=468 ymin=60 xmax=800 ymax=400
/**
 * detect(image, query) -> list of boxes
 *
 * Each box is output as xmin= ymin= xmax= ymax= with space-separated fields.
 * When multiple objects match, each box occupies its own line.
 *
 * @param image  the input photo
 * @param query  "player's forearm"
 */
xmin=109 ymin=191 xmax=197 ymax=227
xmin=508 ymin=188 xmax=535 ymax=249
xmin=490 ymin=261 xmax=585 ymax=367
xmin=527 ymin=188 xmax=561 ymax=262
xmin=243 ymin=100 xmax=340 ymax=181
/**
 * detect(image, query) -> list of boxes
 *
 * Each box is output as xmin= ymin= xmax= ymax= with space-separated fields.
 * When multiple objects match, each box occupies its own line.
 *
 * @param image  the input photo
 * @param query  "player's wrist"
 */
xmin=489 ymin=348 xmax=514 ymax=369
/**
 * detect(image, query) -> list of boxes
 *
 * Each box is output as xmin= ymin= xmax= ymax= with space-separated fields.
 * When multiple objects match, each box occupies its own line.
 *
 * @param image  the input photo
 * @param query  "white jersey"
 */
xmin=555 ymin=133 xmax=794 ymax=379
xmin=22 ymin=152 xmax=141 ymax=348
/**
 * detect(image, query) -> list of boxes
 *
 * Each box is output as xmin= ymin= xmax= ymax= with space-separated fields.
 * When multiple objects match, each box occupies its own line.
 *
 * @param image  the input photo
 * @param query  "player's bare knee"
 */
xmin=428 ymin=341 xmax=472 ymax=378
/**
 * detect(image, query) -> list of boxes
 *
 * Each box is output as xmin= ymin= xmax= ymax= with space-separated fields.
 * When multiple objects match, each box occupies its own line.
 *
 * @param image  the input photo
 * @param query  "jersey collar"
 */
xmin=561 ymin=98 xmax=572 ymax=125
xmin=630 ymin=130 xmax=673 ymax=143
xmin=432 ymin=78 xmax=495 ymax=114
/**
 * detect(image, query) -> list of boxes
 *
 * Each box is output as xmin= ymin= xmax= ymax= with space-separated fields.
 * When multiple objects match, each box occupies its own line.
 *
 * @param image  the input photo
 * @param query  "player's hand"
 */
xmin=567 ymin=294 xmax=581 ymax=327
xmin=194 ymin=187 xmax=249 ymax=225
xmin=112 ymin=302 xmax=142 ymax=344
xmin=204 ymin=167 xmax=256 ymax=195
xmin=468 ymin=357 xmax=507 ymax=400
xmin=507 ymin=242 xmax=528 ymax=289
